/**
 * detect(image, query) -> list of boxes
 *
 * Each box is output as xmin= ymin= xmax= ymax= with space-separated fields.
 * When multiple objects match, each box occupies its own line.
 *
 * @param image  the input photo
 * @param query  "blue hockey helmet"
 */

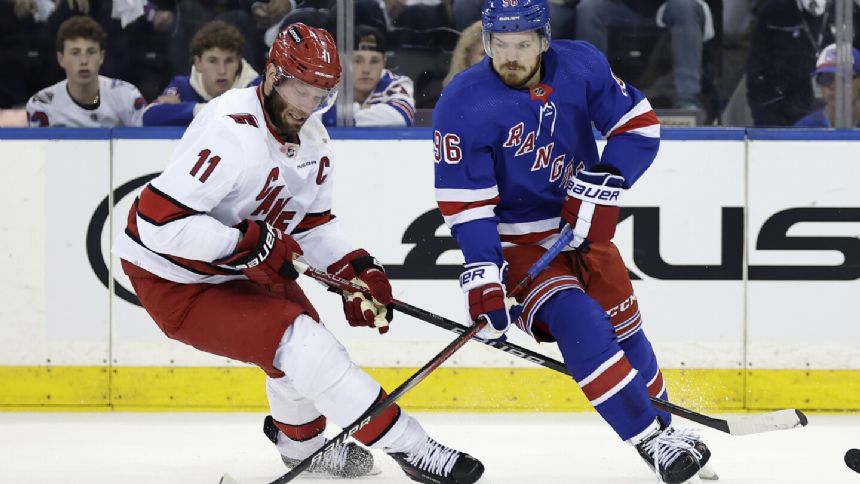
xmin=481 ymin=0 xmax=550 ymax=57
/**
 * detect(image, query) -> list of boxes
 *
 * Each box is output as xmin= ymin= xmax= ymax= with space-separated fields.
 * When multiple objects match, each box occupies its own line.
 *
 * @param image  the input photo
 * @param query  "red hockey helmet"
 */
xmin=268 ymin=23 xmax=341 ymax=90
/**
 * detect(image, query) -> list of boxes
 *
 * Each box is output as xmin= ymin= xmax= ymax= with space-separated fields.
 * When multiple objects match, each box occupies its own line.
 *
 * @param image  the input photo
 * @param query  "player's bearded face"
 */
xmin=489 ymin=31 xmax=545 ymax=88
xmin=264 ymin=66 xmax=336 ymax=136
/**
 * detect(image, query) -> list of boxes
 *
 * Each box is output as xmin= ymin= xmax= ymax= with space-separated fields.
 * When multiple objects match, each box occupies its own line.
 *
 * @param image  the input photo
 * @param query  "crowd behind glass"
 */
xmin=0 ymin=0 xmax=857 ymax=128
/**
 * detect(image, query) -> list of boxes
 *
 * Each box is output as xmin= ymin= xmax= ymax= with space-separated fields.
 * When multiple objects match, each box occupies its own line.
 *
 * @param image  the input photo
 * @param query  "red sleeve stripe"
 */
xmin=164 ymin=255 xmax=240 ymax=276
xmin=646 ymin=369 xmax=666 ymax=398
xmin=353 ymin=388 xmax=403 ymax=446
xmin=137 ymin=184 xmax=199 ymax=226
xmin=124 ymin=225 xmax=239 ymax=277
xmin=389 ymin=99 xmax=415 ymax=121
xmin=579 ymin=352 xmax=638 ymax=406
xmin=515 ymin=276 xmax=582 ymax=337
xmin=613 ymin=311 xmax=642 ymax=342
xmin=125 ymin=201 xmax=239 ymax=278
xmin=499 ymin=228 xmax=558 ymax=245
xmin=609 ymin=110 xmax=660 ymax=138
xmin=437 ymin=196 xmax=500 ymax=216
xmin=292 ymin=211 xmax=333 ymax=234
xmin=126 ymin=198 xmax=142 ymax=240
xmin=273 ymin=415 xmax=327 ymax=442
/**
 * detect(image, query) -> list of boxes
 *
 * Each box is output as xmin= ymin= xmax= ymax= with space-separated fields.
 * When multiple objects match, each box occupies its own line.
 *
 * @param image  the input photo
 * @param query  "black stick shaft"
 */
xmin=271 ymin=322 xmax=484 ymax=483
xmin=299 ymin=264 xmax=761 ymax=435
xmin=273 ymin=231 xmax=572 ymax=483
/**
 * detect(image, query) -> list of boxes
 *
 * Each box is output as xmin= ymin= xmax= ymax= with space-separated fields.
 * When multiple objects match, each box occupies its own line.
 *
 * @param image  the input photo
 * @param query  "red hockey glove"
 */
xmin=216 ymin=220 xmax=302 ymax=285
xmin=328 ymin=249 xmax=394 ymax=334
xmin=460 ymin=262 xmax=520 ymax=341
xmin=561 ymin=168 xmax=626 ymax=250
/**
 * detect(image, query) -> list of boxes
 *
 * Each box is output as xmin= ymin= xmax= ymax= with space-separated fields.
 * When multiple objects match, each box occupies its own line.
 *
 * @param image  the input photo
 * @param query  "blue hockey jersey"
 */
xmin=142 ymin=60 xmax=260 ymax=126
xmin=433 ymin=40 xmax=660 ymax=266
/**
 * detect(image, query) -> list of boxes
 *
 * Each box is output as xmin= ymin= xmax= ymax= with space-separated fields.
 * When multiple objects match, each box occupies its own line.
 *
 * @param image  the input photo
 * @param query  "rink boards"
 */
xmin=1 ymin=127 xmax=859 ymax=411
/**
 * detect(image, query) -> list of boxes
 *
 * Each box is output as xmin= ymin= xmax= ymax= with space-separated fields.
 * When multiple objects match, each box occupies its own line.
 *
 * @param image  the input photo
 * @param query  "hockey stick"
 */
xmin=293 ymin=243 xmax=808 ymax=437
xmin=219 ymin=230 xmax=573 ymax=484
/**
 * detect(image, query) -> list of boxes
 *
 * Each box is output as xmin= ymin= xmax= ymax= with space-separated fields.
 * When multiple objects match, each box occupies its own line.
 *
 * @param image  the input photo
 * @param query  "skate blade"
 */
xmin=697 ymin=462 xmax=719 ymax=480
xmin=682 ymin=475 xmax=704 ymax=484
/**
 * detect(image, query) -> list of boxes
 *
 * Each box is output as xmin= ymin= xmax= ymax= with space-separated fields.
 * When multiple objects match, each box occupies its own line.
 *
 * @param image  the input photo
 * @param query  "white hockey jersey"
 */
xmin=26 ymin=75 xmax=145 ymax=127
xmin=113 ymin=85 xmax=355 ymax=284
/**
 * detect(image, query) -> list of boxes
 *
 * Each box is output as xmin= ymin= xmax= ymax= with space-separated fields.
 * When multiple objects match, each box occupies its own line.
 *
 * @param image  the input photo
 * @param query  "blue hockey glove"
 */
xmin=561 ymin=168 xmax=626 ymax=250
xmin=459 ymin=262 xmax=519 ymax=340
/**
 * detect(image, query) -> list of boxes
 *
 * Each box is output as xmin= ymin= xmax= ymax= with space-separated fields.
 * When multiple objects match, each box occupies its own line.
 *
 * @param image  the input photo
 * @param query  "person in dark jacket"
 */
xmin=746 ymin=0 xmax=860 ymax=126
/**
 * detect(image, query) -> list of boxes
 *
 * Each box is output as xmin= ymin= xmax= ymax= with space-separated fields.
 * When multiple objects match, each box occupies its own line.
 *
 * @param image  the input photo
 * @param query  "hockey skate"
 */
xmin=389 ymin=436 xmax=485 ymax=484
xmin=263 ymin=415 xmax=379 ymax=478
xmin=634 ymin=424 xmax=711 ymax=484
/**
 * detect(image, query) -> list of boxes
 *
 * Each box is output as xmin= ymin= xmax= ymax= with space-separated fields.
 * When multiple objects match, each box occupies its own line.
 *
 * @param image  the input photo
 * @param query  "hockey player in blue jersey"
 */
xmin=433 ymin=1 xmax=713 ymax=483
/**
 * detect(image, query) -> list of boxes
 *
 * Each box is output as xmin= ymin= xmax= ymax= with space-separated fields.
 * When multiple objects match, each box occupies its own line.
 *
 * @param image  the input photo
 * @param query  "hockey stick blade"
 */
xmin=650 ymin=400 xmax=807 ymax=436
xmin=219 ymin=474 xmax=241 ymax=484
xmin=298 ymin=262 xmax=810 ymax=437
xmin=844 ymin=448 xmax=860 ymax=474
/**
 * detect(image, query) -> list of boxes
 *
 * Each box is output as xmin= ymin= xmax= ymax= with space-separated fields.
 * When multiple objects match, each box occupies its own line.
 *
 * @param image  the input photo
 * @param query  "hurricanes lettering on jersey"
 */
xmin=114 ymin=86 xmax=353 ymax=284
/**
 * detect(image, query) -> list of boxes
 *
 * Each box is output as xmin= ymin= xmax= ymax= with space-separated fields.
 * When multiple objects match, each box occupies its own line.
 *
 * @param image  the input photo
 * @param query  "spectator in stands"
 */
xmin=442 ymin=20 xmax=484 ymax=87
xmin=795 ymin=43 xmax=860 ymax=128
xmin=747 ymin=0 xmax=838 ymax=126
xmin=387 ymin=0 xmax=452 ymax=29
xmin=0 ymin=0 xmax=55 ymax=108
xmin=26 ymin=16 xmax=145 ymax=127
xmin=576 ymin=0 xmax=714 ymax=110
xmin=143 ymin=20 xmax=259 ymax=126
xmin=322 ymin=25 xmax=415 ymax=127
xmin=266 ymin=0 xmax=391 ymax=47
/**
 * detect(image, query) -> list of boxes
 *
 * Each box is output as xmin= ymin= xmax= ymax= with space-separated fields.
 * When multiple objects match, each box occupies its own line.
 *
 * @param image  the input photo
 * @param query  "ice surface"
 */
xmin=1 ymin=411 xmax=857 ymax=483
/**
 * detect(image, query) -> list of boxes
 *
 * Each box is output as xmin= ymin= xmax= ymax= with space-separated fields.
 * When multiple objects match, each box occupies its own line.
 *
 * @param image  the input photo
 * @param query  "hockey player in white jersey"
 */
xmin=26 ymin=16 xmax=145 ymax=128
xmin=113 ymin=22 xmax=484 ymax=484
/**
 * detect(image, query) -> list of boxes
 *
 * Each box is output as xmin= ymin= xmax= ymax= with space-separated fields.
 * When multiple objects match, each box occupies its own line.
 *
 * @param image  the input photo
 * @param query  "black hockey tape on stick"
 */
xmin=295 ymin=238 xmax=809 ymax=437
xmin=219 ymin=228 xmax=574 ymax=484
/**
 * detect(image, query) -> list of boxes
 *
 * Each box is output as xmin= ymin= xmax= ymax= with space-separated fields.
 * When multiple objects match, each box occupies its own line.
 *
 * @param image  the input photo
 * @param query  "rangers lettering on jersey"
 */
xmin=433 ymin=41 xmax=659 ymax=266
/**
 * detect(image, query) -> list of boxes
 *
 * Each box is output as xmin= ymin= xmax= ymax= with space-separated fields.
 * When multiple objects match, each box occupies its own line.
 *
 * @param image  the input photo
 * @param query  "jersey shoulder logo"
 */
xmin=227 ymin=113 xmax=259 ymax=128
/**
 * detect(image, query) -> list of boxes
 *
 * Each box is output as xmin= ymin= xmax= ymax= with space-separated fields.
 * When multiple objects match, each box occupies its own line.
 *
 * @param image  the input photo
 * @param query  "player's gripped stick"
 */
xmin=294 ymin=231 xmax=809 ymax=437
xmin=219 ymin=226 xmax=574 ymax=484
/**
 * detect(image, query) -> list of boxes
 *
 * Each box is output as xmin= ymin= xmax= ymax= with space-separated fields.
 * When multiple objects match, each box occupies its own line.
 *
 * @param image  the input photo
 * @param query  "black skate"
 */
xmin=389 ymin=436 xmax=484 ymax=484
xmin=263 ymin=415 xmax=377 ymax=478
xmin=635 ymin=425 xmax=711 ymax=484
